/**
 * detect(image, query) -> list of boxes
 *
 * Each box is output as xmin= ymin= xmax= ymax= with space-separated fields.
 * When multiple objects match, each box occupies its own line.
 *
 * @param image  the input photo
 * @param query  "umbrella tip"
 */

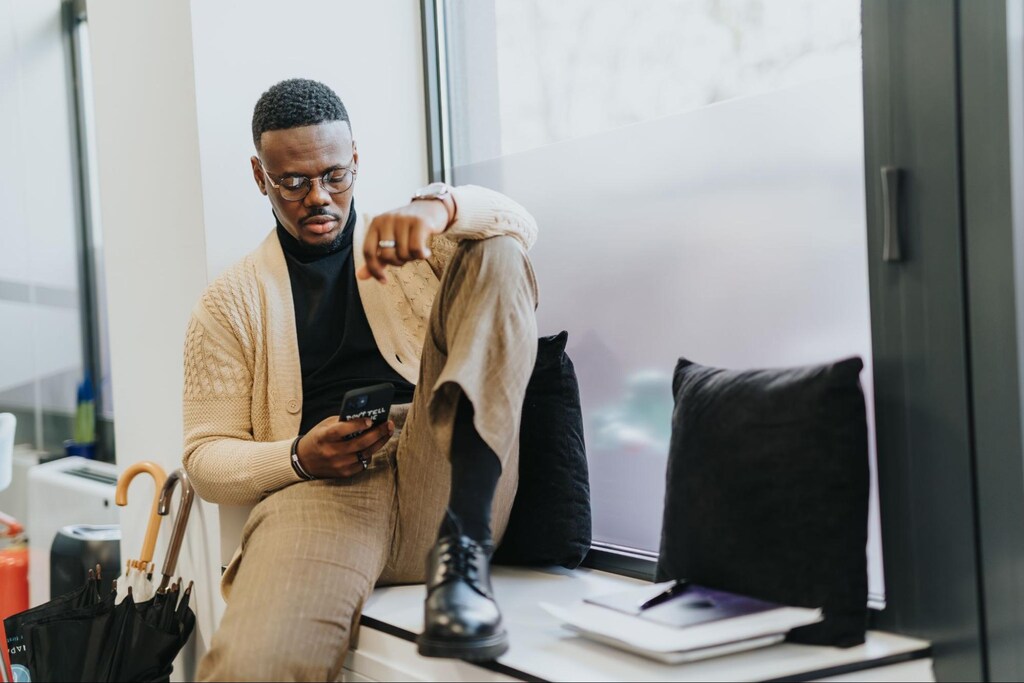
xmin=186 ymin=581 xmax=194 ymax=594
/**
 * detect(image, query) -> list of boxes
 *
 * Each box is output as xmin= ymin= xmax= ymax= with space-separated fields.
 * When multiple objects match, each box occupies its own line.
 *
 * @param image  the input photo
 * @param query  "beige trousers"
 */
xmin=198 ymin=236 xmax=538 ymax=682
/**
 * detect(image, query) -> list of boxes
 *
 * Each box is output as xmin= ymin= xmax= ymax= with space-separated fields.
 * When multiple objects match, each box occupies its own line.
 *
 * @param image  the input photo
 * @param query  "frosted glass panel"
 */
xmin=454 ymin=0 xmax=861 ymax=162
xmin=0 ymin=0 xmax=86 ymax=451
xmin=445 ymin=0 xmax=882 ymax=601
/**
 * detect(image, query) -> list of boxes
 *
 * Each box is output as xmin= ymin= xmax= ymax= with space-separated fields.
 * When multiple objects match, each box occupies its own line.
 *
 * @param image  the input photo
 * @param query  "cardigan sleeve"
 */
xmin=181 ymin=307 xmax=301 ymax=506
xmin=427 ymin=184 xmax=538 ymax=277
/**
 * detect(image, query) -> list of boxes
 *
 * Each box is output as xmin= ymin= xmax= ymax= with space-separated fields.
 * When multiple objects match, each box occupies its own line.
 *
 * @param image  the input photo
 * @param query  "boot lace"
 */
xmin=440 ymin=536 xmax=480 ymax=583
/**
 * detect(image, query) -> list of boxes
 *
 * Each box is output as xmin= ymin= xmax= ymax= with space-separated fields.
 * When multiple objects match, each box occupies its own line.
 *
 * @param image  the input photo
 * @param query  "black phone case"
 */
xmin=339 ymin=383 xmax=395 ymax=428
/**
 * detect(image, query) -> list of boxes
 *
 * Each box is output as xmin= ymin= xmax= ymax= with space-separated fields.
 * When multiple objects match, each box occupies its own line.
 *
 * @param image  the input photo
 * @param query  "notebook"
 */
xmin=542 ymin=580 xmax=822 ymax=664
xmin=586 ymin=581 xmax=784 ymax=629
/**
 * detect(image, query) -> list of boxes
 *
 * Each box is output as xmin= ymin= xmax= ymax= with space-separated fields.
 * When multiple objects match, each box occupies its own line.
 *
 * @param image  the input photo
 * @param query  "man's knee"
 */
xmin=200 ymin=617 xmax=351 ymax=682
xmin=457 ymin=234 xmax=527 ymax=269
xmin=449 ymin=235 xmax=537 ymax=302
xmin=199 ymin=528 xmax=374 ymax=682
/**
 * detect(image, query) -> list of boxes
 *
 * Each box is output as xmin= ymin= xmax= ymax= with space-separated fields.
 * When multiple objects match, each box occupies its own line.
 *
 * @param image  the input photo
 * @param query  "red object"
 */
xmin=0 ymin=512 xmax=29 ymax=622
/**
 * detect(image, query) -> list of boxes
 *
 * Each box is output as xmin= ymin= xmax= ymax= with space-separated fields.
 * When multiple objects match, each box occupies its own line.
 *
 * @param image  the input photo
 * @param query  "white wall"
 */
xmin=87 ymin=0 xmax=426 ymax=674
xmin=189 ymin=0 xmax=429 ymax=280
xmin=86 ymin=0 xmax=216 ymax=670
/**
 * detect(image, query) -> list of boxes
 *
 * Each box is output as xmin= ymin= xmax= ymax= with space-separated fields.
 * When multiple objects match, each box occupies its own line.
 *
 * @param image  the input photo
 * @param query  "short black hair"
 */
xmin=251 ymin=78 xmax=351 ymax=150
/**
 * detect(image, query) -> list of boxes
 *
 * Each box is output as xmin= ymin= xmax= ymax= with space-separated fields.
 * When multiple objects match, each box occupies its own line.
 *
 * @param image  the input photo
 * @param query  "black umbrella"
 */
xmin=20 ymin=582 xmax=195 ymax=683
xmin=116 ymin=584 xmax=195 ymax=682
xmin=5 ymin=468 xmax=198 ymax=682
xmin=3 ymin=566 xmax=104 ymax=681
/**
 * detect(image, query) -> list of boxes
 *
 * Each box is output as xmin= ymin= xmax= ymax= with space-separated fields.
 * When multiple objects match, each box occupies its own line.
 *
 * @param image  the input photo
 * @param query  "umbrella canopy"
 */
xmin=3 ymin=568 xmax=103 ymax=681
xmin=22 ymin=582 xmax=195 ymax=683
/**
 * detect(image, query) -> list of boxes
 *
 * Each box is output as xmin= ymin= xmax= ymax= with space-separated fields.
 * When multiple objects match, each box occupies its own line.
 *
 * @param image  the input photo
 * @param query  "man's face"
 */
xmin=251 ymin=120 xmax=359 ymax=251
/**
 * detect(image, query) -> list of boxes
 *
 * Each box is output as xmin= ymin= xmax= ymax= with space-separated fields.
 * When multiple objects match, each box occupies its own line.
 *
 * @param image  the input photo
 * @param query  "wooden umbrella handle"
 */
xmin=115 ymin=461 xmax=168 ymax=568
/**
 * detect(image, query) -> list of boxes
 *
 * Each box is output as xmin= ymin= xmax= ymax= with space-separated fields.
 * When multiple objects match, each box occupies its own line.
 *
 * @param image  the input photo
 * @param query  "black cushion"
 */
xmin=656 ymin=356 xmax=869 ymax=647
xmin=493 ymin=331 xmax=592 ymax=569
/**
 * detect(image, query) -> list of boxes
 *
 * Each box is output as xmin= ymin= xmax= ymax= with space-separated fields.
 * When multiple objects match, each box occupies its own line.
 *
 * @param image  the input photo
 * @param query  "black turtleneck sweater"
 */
xmin=277 ymin=206 xmax=415 ymax=434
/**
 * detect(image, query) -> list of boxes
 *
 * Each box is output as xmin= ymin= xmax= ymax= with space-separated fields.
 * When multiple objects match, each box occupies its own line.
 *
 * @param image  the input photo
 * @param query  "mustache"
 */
xmin=302 ymin=209 xmax=342 ymax=223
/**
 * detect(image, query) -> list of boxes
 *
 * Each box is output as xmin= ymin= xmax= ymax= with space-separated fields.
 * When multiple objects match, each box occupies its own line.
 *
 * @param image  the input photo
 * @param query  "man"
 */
xmin=182 ymin=78 xmax=538 ymax=680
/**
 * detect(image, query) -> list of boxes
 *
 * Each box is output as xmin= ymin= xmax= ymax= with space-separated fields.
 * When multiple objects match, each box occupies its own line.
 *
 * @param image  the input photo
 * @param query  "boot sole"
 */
xmin=416 ymin=630 xmax=509 ymax=662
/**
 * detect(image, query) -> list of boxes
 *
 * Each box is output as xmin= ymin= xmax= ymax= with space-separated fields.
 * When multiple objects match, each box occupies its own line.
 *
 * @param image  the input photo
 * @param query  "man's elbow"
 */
xmin=182 ymin=444 xmax=247 ymax=506
xmin=182 ymin=451 xmax=217 ymax=502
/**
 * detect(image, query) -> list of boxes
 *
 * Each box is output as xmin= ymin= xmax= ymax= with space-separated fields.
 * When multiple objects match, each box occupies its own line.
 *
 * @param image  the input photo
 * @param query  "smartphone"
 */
xmin=339 ymin=383 xmax=395 ymax=432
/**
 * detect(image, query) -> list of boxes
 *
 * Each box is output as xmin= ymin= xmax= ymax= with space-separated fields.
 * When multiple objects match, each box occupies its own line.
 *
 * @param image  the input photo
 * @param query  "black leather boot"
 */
xmin=416 ymin=534 xmax=509 ymax=661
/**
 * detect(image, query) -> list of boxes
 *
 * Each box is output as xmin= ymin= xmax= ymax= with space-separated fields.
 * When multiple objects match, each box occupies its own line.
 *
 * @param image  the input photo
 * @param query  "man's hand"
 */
xmin=295 ymin=415 xmax=395 ymax=478
xmin=357 ymin=199 xmax=451 ymax=284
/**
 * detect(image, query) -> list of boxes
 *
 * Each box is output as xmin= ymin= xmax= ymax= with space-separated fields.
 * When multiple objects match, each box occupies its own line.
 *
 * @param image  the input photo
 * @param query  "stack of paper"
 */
xmin=541 ymin=581 xmax=822 ymax=664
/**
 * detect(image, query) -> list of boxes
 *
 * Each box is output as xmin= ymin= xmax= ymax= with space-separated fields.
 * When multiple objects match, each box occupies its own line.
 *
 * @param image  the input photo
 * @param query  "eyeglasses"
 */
xmin=259 ymin=159 xmax=357 ymax=202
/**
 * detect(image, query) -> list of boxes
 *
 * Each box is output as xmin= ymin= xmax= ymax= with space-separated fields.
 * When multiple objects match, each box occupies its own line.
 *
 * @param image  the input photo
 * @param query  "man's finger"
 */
xmin=376 ymin=220 xmax=403 ymax=267
xmin=364 ymin=434 xmax=390 ymax=456
xmin=346 ymin=422 xmax=392 ymax=452
xmin=369 ymin=217 xmax=396 ymax=281
xmin=323 ymin=418 xmax=374 ymax=442
xmin=362 ymin=217 xmax=387 ymax=283
xmin=394 ymin=221 xmax=412 ymax=264
xmin=407 ymin=222 xmax=430 ymax=260
xmin=344 ymin=434 xmax=389 ymax=477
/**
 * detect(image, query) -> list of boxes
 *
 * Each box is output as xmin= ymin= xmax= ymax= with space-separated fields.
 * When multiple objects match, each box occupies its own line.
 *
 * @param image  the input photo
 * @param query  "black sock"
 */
xmin=439 ymin=392 xmax=502 ymax=544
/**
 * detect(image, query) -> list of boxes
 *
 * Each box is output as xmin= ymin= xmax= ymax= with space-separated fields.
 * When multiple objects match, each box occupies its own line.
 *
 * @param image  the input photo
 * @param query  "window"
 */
xmin=0 ymin=0 xmax=113 ymax=460
xmin=437 ymin=0 xmax=883 ymax=601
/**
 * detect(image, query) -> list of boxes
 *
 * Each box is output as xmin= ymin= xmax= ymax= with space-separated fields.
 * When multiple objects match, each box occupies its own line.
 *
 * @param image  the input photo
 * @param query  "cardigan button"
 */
xmin=287 ymin=399 xmax=300 ymax=414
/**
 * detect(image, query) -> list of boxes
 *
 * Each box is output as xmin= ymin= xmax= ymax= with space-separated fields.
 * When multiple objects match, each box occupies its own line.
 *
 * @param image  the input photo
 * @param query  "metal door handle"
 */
xmin=881 ymin=166 xmax=902 ymax=262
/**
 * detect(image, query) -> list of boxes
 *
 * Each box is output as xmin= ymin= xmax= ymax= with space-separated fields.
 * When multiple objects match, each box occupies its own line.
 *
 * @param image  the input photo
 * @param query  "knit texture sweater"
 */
xmin=182 ymin=185 xmax=538 ymax=506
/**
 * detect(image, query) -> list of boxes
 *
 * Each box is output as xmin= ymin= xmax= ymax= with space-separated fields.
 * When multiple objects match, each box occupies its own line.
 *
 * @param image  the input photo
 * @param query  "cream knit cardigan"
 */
xmin=182 ymin=185 xmax=537 ymax=506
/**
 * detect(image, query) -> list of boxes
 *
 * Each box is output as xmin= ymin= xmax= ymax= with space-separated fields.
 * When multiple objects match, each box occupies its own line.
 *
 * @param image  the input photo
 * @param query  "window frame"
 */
xmin=62 ymin=0 xmax=114 ymax=461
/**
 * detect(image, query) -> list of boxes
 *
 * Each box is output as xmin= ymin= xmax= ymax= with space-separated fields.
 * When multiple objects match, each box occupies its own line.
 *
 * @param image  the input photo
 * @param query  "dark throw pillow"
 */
xmin=656 ymin=356 xmax=869 ymax=647
xmin=493 ymin=331 xmax=592 ymax=569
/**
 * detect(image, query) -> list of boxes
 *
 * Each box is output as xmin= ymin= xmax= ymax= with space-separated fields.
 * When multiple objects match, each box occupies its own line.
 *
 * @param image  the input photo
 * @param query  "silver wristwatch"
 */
xmin=411 ymin=181 xmax=452 ymax=203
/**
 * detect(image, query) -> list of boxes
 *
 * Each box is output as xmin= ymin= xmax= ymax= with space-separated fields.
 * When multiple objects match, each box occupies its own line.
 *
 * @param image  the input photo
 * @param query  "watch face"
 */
xmin=416 ymin=181 xmax=449 ymax=199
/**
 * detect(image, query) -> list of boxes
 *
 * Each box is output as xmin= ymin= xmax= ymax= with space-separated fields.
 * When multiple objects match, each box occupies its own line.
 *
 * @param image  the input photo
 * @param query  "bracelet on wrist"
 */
xmin=290 ymin=435 xmax=315 ymax=481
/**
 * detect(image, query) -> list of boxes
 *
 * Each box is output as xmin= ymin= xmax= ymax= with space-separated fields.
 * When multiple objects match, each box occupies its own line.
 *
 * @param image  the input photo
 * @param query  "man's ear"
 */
xmin=251 ymin=156 xmax=268 ymax=195
xmin=352 ymin=140 xmax=359 ymax=173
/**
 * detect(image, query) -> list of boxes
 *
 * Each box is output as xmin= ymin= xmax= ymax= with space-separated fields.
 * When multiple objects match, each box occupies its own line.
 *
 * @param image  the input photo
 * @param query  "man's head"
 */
xmin=251 ymin=78 xmax=359 ymax=253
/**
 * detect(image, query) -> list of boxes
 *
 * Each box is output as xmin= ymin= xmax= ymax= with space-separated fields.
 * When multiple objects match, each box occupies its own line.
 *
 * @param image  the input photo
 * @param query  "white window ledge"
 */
xmin=345 ymin=566 xmax=933 ymax=682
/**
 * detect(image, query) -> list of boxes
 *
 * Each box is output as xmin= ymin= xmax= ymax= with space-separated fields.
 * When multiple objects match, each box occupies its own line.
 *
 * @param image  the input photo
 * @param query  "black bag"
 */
xmin=656 ymin=356 xmax=869 ymax=647
xmin=493 ymin=332 xmax=592 ymax=568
